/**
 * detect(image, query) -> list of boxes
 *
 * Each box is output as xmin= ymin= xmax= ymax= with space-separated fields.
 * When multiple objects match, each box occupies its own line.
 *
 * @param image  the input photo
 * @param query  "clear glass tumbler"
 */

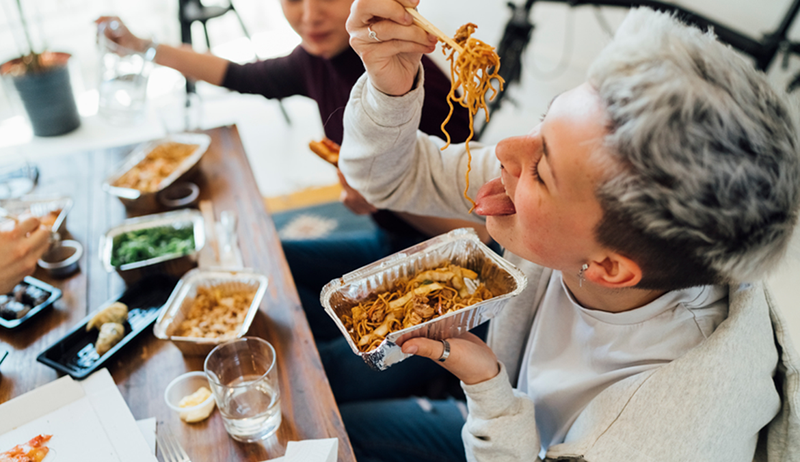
xmin=204 ymin=337 xmax=282 ymax=442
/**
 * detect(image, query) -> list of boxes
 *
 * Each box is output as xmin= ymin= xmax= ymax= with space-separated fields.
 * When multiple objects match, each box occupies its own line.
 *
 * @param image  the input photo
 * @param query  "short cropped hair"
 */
xmin=587 ymin=8 xmax=800 ymax=289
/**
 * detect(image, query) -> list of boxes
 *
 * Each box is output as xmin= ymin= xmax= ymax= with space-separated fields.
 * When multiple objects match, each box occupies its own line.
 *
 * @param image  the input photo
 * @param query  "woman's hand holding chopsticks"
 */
xmin=346 ymin=0 xmax=438 ymax=96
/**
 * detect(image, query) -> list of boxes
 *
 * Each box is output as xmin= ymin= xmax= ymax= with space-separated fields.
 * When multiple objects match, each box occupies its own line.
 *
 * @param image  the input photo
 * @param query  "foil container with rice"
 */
xmin=102 ymin=133 xmax=210 ymax=212
xmin=0 ymin=195 xmax=73 ymax=235
xmin=153 ymin=268 xmax=268 ymax=355
xmin=100 ymin=209 xmax=205 ymax=284
xmin=321 ymin=228 xmax=527 ymax=370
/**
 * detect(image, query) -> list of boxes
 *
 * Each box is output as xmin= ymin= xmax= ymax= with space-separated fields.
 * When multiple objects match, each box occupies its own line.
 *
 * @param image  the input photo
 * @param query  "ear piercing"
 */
xmin=578 ymin=263 xmax=589 ymax=287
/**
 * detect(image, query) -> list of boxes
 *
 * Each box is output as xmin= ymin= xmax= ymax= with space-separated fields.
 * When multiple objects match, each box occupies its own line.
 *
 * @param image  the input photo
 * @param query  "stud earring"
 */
xmin=578 ymin=263 xmax=589 ymax=288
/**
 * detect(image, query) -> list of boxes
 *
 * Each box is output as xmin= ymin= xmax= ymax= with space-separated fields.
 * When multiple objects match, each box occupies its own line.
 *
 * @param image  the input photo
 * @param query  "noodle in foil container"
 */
xmin=320 ymin=228 xmax=527 ymax=370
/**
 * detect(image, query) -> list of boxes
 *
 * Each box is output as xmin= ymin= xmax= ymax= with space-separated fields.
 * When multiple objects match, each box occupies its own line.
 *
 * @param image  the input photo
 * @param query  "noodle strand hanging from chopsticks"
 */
xmin=439 ymin=23 xmax=504 ymax=212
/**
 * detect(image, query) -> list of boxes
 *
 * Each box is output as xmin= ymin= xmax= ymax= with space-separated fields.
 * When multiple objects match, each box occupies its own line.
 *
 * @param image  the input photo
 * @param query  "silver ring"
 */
xmin=438 ymin=339 xmax=450 ymax=362
xmin=368 ymin=26 xmax=381 ymax=42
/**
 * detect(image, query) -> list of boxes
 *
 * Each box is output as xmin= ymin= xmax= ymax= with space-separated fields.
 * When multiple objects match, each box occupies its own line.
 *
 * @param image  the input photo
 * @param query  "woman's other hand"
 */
xmin=95 ymin=16 xmax=149 ymax=53
xmin=0 ymin=216 xmax=50 ymax=294
xmin=401 ymin=332 xmax=501 ymax=385
xmin=346 ymin=0 xmax=438 ymax=96
xmin=338 ymin=170 xmax=378 ymax=215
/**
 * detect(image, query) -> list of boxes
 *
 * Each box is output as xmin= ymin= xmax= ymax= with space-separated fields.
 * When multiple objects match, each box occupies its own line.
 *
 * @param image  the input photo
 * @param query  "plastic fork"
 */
xmin=157 ymin=427 xmax=192 ymax=462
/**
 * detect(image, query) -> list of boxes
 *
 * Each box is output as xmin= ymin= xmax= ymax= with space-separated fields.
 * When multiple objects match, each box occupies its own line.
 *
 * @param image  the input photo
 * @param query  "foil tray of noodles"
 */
xmin=321 ymin=228 xmax=527 ymax=370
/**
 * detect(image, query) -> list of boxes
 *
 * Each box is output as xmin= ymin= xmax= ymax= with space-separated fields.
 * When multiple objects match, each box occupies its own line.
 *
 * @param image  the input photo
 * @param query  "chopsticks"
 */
xmin=405 ymin=7 xmax=464 ymax=54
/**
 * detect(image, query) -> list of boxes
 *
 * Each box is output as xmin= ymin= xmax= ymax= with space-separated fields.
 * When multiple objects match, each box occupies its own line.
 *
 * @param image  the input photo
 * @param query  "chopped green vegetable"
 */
xmin=111 ymin=225 xmax=195 ymax=267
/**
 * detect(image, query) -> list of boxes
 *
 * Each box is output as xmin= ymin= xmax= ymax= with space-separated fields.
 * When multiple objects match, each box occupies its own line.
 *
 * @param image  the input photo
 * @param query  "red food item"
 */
xmin=0 ymin=434 xmax=52 ymax=462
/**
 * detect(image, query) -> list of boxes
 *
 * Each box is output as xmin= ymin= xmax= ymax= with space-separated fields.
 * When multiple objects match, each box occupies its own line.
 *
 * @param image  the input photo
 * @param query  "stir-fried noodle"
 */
xmin=342 ymin=265 xmax=493 ymax=353
xmin=439 ymin=23 xmax=505 ymax=211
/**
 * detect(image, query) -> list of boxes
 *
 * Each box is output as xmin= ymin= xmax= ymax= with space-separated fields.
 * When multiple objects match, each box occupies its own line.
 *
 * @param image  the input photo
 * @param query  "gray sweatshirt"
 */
xmin=339 ymin=72 xmax=800 ymax=462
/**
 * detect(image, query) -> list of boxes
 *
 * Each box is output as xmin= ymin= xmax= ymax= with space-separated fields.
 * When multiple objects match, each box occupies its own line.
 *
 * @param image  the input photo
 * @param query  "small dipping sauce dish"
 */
xmin=164 ymin=371 xmax=216 ymax=423
xmin=38 ymin=239 xmax=83 ymax=278
xmin=158 ymin=182 xmax=200 ymax=209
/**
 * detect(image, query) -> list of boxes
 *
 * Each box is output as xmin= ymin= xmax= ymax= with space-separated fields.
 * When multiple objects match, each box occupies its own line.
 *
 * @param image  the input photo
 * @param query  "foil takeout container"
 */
xmin=320 ymin=228 xmax=527 ymax=370
xmin=100 ymin=209 xmax=205 ymax=284
xmin=0 ymin=195 xmax=73 ymax=235
xmin=153 ymin=268 xmax=269 ymax=356
xmin=102 ymin=133 xmax=211 ymax=212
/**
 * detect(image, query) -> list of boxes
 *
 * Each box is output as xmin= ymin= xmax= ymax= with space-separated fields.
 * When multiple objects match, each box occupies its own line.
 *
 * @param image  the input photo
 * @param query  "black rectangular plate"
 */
xmin=37 ymin=275 xmax=178 ymax=379
xmin=0 ymin=276 xmax=62 ymax=329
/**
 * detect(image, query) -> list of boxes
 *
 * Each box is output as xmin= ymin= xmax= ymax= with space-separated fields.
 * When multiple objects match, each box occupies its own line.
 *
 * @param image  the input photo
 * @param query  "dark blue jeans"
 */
xmin=340 ymin=398 xmax=468 ymax=462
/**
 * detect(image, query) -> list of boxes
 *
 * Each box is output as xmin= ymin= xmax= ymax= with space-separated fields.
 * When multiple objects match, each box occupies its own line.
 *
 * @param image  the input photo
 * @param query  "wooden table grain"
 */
xmin=0 ymin=125 xmax=355 ymax=462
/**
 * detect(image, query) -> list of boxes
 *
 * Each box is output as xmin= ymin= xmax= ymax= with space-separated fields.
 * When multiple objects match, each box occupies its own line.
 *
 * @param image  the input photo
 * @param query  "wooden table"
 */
xmin=0 ymin=126 xmax=356 ymax=462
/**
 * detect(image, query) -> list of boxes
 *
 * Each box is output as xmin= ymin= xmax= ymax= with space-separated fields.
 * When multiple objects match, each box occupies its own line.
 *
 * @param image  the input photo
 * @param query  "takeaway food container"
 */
xmin=320 ymin=228 xmax=527 ymax=370
xmin=100 ymin=209 xmax=205 ymax=284
xmin=153 ymin=268 xmax=269 ymax=355
xmin=102 ymin=133 xmax=211 ymax=213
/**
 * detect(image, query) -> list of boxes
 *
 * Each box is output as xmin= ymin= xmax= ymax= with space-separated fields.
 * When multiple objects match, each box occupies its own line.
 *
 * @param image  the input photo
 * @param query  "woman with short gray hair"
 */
xmin=335 ymin=4 xmax=800 ymax=462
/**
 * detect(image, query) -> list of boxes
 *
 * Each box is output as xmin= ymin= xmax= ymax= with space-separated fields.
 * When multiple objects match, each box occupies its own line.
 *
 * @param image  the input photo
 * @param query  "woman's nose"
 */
xmin=302 ymin=0 xmax=320 ymax=23
xmin=495 ymin=134 xmax=537 ymax=177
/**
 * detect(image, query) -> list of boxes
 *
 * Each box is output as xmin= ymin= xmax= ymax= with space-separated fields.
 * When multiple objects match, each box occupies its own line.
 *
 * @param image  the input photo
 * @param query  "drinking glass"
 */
xmin=96 ymin=20 xmax=152 ymax=125
xmin=204 ymin=337 xmax=281 ymax=442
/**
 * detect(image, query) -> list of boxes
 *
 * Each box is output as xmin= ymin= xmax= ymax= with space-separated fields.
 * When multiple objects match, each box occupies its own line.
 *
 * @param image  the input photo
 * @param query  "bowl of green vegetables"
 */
xmin=101 ymin=209 xmax=205 ymax=284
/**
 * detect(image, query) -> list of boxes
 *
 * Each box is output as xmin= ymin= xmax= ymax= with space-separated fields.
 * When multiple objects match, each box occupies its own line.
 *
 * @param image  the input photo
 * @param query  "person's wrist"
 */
xmin=142 ymin=39 xmax=159 ymax=61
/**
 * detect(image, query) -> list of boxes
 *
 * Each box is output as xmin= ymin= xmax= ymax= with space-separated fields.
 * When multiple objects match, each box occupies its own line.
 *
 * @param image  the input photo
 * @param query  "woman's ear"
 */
xmin=586 ymin=254 xmax=642 ymax=289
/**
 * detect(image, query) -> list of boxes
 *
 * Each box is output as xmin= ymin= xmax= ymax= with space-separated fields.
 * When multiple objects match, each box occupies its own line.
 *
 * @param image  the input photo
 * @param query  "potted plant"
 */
xmin=0 ymin=0 xmax=80 ymax=136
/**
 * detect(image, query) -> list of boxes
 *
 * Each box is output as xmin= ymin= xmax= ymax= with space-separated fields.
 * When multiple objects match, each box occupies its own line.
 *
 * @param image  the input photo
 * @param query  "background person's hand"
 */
xmin=337 ymin=170 xmax=378 ymax=215
xmin=400 ymin=332 xmax=501 ymax=385
xmin=95 ymin=16 xmax=150 ymax=54
xmin=0 ymin=216 xmax=50 ymax=294
xmin=346 ymin=0 xmax=438 ymax=96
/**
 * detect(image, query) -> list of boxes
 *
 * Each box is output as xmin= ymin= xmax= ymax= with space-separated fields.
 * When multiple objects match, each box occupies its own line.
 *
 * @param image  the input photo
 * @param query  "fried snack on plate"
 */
xmin=342 ymin=264 xmax=492 ymax=352
xmin=86 ymin=302 xmax=128 ymax=331
xmin=308 ymin=138 xmax=340 ymax=166
xmin=0 ymin=434 xmax=52 ymax=462
xmin=95 ymin=322 xmax=125 ymax=356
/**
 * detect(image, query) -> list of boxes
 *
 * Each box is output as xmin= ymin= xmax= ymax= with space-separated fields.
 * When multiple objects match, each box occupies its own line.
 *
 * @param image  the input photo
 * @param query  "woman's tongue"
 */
xmin=474 ymin=177 xmax=516 ymax=216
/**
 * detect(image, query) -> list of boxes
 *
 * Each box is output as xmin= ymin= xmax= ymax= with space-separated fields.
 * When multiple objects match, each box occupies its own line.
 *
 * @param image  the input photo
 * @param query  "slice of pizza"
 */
xmin=308 ymin=138 xmax=340 ymax=167
xmin=0 ymin=434 xmax=52 ymax=462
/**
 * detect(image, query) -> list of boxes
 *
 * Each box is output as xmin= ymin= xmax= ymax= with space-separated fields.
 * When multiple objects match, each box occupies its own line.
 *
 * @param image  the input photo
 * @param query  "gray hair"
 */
xmin=587 ymin=8 xmax=800 ymax=287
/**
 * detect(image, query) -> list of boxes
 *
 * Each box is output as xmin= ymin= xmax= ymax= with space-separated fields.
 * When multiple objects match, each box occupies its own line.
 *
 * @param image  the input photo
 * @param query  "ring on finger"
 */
xmin=368 ymin=26 xmax=381 ymax=42
xmin=438 ymin=339 xmax=451 ymax=362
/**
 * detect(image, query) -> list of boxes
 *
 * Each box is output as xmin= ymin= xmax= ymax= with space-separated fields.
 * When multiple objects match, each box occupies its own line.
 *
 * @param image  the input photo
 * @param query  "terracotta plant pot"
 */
xmin=0 ymin=52 xmax=80 ymax=137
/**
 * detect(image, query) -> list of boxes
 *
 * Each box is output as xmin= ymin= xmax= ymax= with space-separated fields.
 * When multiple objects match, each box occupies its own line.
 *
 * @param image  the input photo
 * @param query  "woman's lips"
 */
xmin=474 ymin=177 xmax=516 ymax=216
xmin=306 ymin=32 xmax=330 ymax=43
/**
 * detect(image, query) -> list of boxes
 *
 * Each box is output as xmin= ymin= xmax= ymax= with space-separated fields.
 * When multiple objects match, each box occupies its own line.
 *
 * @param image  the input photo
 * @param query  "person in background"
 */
xmin=338 ymin=2 xmax=800 ymax=461
xmin=97 ymin=0 xmax=491 ymax=401
xmin=0 ymin=216 xmax=50 ymax=294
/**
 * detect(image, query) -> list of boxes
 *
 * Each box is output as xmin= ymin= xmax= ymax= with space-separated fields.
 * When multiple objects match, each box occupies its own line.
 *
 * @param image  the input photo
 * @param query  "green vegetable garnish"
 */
xmin=111 ymin=225 xmax=195 ymax=267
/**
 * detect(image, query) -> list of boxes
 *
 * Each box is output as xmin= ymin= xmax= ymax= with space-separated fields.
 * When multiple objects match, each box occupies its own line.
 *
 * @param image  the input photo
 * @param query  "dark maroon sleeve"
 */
xmin=221 ymin=47 xmax=308 ymax=99
xmin=419 ymin=56 xmax=474 ymax=143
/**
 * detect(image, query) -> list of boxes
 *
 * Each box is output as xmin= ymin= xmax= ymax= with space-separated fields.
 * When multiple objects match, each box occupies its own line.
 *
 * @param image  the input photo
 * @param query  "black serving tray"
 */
xmin=0 ymin=276 xmax=61 ymax=329
xmin=37 ymin=275 xmax=178 ymax=379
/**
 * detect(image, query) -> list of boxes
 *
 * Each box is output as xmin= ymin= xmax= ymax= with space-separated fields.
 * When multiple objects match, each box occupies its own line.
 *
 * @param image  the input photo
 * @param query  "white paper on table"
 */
xmin=0 ymin=369 xmax=157 ymax=462
xmin=285 ymin=438 xmax=338 ymax=462
xmin=136 ymin=418 xmax=157 ymax=455
xmin=259 ymin=438 xmax=338 ymax=462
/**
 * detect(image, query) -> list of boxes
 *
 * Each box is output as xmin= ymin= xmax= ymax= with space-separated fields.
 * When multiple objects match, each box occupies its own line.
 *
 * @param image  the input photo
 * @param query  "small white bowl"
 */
xmin=164 ymin=371 xmax=216 ymax=423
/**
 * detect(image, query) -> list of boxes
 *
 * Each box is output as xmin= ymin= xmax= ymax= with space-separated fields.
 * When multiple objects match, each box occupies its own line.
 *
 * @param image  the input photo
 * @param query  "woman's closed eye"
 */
xmin=531 ymin=156 xmax=544 ymax=184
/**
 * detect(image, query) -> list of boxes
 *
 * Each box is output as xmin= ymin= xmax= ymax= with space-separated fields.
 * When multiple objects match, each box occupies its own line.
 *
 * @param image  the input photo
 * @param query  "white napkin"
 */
xmin=265 ymin=438 xmax=338 ymax=462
